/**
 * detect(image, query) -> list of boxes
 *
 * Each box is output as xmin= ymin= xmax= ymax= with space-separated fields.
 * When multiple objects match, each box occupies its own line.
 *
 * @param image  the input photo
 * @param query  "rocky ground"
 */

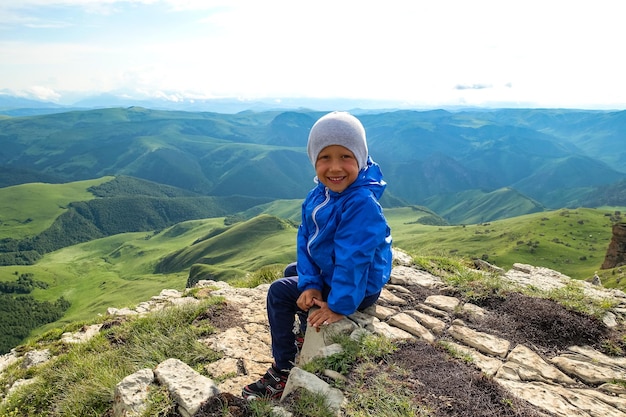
xmin=9 ymin=254 xmax=622 ymax=417
xmin=367 ymin=288 xmax=619 ymax=417
xmin=192 ymin=273 xmax=625 ymax=417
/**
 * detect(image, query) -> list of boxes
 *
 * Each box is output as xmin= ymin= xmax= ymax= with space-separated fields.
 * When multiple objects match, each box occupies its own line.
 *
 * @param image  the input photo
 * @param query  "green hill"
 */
xmin=2 ymin=107 xmax=626 ymax=215
xmin=580 ymin=178 xmax=626 ymax=207
xmin=0 ymin=177 xmax=111 ymax=239
xmin=387 ymin=206 xmax=624 ymax=286
xmin=513 ymin=155 xmax=625 ymax=208
xmin=0 ymin=213 xmax=298 ymax=348
xmin=423 ymin=187 xmax=545 ymax=224
xmin=157 ymin=214 xmax=297 ymax=284
xmin=0 ymin=176 xmax=273 ymax=265
xmin=1 ymin=204 xmax=625 ymax=354
xmin=237 ymin=199 xmax=303 ymax=223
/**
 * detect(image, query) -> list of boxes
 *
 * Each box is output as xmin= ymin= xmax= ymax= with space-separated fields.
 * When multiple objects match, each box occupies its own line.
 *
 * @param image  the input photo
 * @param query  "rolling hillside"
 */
xmin=385 ymin=206 xmax=625 ymax=289
xmin=2 ymin=107 xmax=626 ymax=223
xmin=0 ymin=176 xmax=273 ymax=265
xmin=423 ymin=187 xmax=545 ymax=224
xmin=1 ymin=199 xmax=624 ymax=354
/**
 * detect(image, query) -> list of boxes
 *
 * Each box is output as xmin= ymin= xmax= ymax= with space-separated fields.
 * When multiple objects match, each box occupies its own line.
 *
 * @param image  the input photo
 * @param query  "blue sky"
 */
xmin=1 ymin=0 xmax=624 ymax=109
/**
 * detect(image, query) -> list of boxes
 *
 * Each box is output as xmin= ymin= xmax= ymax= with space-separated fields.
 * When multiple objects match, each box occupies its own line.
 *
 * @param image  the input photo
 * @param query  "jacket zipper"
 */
xmin=307 ymin=187 xmax=330 ymax=257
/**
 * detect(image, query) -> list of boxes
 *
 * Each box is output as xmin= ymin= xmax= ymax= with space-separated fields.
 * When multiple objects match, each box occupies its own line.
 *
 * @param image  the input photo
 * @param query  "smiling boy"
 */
xmin=242 ymin=111 xmax=392 ymax=400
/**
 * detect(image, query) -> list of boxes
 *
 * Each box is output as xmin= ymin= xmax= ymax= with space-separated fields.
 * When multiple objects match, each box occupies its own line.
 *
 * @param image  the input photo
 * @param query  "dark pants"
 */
xmin=267 ymin=262 xmax=380 ymax=370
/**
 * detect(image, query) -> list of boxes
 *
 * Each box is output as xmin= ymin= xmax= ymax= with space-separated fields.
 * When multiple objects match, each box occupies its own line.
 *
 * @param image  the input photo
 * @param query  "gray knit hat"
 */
xmin=307 ymin=111 xmax=368 ymax=170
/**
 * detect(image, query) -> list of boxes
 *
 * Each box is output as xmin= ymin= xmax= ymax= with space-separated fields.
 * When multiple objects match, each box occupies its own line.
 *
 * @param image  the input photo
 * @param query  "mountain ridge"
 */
xmin=1 ymin=107 xmax=625 ymax=216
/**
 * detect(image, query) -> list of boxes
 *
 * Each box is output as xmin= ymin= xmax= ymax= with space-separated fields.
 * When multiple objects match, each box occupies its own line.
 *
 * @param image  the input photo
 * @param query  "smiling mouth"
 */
xmin=328 ymin=176 xmax=345 ymax=182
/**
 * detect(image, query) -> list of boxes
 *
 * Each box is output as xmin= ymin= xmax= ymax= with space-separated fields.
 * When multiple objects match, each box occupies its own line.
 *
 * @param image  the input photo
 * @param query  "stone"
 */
xmin=204 ymin=357 xmax=240 ymax=379
xmin=61 ymin=324 xmax=102 ymax=344
xmin=348 ymin=310 xmax=379 ymax=327
xmin=378 ymin=287 xmax=408 ymax=305
xmin=385 ymin=283 xmax=412 ymax=294
xmin=0 ymin=351 xmax=18 ymax=374
xmin=323 ymin=369 xmax=348 ymax=383
xmin=550 ymin=354 xmax=626 ymax=385
xmin=113 ymin=368 xmax=154 ymax=417
xmin=568 ymin=345 xmax=626 ymax=368
xmin=601 ymin=222 xmax=626 ymax=269
xmin=205 ymin=326 xmax=273 ymax=364
xmin=20 ymin=349 xmax=51 ymax=369
xmin=424 ymin=295 xmax=460 ymax=312
xmin=417 ymin=303 xmax=449 ymax=318
xmin=154 ymin=358 xmax=219 ymax=417
xmin=368 ymin=320 xmax=415 ymax=340
xmin=571 ymin=388 xmax=626 ymax=415
xmin=447 ymin=341 xmax=503 ymax=377
xmin=281 ymin=367 xmax=345 ymax=415
xmin=557 ymin=387 xmax=626 ymax=417
xmin=319 ymin=344 xmax=344 ymax=358
xmin=362 ymin=304 xmax=399 ymax=320
xmin=298 ymin=319 xmax=329 ymax=365
xmin=404 ymin=309 xmax=447 ymax=335
xmin=5 ymin=377 xmax=39 ymax=399
xmin=107 ymin=307 xmax=138 ymax=316
xmin=497 ymin=380 xmax=593 ymax=417
xmin=391 ymin=248 xmax=413 ymax=266
xmin=592 ymin=273 xmax=602 ymax=286
xmin=390 ymin=265 xmax=443 ymax=288
xmin=387 ymin=312 xmax=435 ymax=343
xmin=461 ymin=302 xmax=486 ymax=319
xmin=299 ymin=314 xmax=356 ymax=365
xmin=473 ymin=259 xmax=505 ymax=274
xmin=497 ymin=344 xmax=576 ymax=384
xmin=448 ymin=324 xmax=510 ymax=358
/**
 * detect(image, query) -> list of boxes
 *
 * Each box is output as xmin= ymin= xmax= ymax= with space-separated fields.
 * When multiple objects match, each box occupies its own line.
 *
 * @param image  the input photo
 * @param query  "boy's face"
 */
xmin=315 ymin=145 xmax=360 ymax=193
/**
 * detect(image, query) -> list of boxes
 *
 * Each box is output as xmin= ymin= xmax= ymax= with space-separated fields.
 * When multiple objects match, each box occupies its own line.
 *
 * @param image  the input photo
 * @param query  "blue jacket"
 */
xmin=296 ymin=157 xmax=393 ymax=315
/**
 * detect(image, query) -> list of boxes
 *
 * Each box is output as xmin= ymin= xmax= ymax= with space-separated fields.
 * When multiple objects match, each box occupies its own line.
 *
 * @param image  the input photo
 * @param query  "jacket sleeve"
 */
xmin=296 ymin=199 xmax=323 ymax=292
xmin=327 ymin=192 xmax=388 ymax=315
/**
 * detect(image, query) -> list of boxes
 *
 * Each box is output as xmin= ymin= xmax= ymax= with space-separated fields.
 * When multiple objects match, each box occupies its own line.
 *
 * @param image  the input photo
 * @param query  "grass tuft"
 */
xmin=0 ymin=298 xmax=224 ymax=416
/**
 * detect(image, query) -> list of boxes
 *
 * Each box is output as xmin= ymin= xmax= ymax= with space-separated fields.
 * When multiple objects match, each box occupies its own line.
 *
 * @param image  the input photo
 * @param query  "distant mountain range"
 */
xmin=0 ymin=92 xmax=433 ymax=116
xmin=1 ymin=103 xmax=625 ymax=225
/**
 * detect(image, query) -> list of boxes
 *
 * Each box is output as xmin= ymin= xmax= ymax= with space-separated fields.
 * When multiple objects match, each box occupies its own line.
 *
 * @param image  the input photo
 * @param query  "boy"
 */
xmin=242 ymin=111 xmax=392 ymax=400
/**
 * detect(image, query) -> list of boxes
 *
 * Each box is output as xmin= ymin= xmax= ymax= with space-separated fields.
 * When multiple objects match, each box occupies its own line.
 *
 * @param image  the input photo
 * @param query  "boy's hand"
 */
xmin=307 ymin=298 xmax=345 ymax=329
xmin=297 ymin=289 xmax=322 ymax=311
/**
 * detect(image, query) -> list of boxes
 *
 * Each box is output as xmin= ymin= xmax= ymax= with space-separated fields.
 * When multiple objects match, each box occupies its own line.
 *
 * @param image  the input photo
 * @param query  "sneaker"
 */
xmin=242 ymin=365 xmax=289 ymax=400
xmin=295 ymin=333 xmax=305 ymax=352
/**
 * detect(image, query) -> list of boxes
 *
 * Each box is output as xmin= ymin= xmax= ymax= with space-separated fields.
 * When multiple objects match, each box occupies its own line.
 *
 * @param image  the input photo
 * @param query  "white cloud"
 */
xmin=26 ymin=86 xmax=62 ymax=101
xmin=0 ymin=0 xmax=625 ymax=108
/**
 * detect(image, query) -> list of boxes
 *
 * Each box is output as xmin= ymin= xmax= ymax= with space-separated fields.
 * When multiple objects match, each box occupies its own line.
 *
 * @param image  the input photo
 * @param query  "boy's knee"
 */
xmin=283 ymin=262 xmax=298 ymax=277
xmin=267 ymin=276 xmax=299 ymax=303
xmin=267 ymin=279 xmax=282 ymax=298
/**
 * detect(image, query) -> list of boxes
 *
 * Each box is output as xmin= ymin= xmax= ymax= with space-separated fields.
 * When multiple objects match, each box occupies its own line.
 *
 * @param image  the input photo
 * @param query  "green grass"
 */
xmin=0 ymin=177 xmax=112 ymax=239
xmin=386 ymin=206 xmax=625 ymax=282
xmin=2 ymin=295 xmax=412 ymax=417
xmin=0 ymin=298 xmax=223 ymax=417
xmin=0 ymin=214 xmax=297 ymax=337
xmin=239 ymin=198 xmax=302 ymax=223
xmin=1 ymin=192 xmax=624 ymax=348
xmin=409 ymin=254 xmax=618 ymax=319
xmin=157 ymin=215 xmax=297 ymax=274
xmin=423 ymin=187 xmax=544 ymax=224
xmin=0 ymin=218 xmax=221 ymax=333
xmin=301 ymin=332 xmax=429 ymax=416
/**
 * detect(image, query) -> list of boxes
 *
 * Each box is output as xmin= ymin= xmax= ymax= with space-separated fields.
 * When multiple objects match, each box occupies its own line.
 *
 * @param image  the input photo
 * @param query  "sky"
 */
xmin=0 ymin=0 xmax=625 ymax=109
